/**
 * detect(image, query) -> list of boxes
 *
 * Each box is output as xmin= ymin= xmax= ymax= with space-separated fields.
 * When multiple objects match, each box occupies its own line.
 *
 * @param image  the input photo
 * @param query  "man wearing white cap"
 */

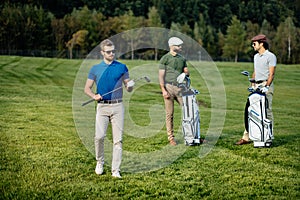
xmin=236 ymin=34 xmax=277 ymax=145
xmin=158 ymin=37 xmax=189 ymax=146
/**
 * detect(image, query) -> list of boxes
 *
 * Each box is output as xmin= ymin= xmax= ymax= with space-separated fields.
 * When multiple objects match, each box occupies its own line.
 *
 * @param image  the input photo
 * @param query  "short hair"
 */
xmin=100 ymin=39 xmax=114 ymax=51
xmin=262 ymin=42 xmax=269 ymax=50
xmin=260 ymin=41 xmax=269 ymax=50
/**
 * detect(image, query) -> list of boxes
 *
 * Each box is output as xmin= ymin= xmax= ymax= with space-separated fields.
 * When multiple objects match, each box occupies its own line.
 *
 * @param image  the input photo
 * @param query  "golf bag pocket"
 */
xmin=182 ymin=120 xmax=195 ymax=144
xmin=182 ymin=92 xmax=201 ymax=145
xmin=263 ymin=118 xmax=273 ymax=142
xmin=249 ymin=116 xmax=273 ymax=142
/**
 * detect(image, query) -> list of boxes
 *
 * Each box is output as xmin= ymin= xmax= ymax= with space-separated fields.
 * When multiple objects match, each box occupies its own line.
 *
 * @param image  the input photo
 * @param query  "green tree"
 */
xmin=170 ymin=22 xmax=193 ymax=36
xmin=119 ymin=10 xmax=145 ymax=60
xmin=206 ymin=1 xmax=233 ymax=34
xmin=203 ymin=25 xmax=217 ymax=58
xmin=217 ymin=30 xmax=225 ymax=59
xmin=156 ymin=0 xmax=203 ymax=28
xmin=0 ymin=3 xmax=54 ymax=54
xmin=245 ymin=20 xmax=260 ymax=40
xmin=193 ymin=14 xmax=206 ymax=46
xmin=260 ymin=19 xmax=276 ymax=41
xmin=147 ymin=6 xmax=162 ymax=27
xmin=86 ymin=11 xmax=106 ymax=48
xmin=52 ymin=6 xmax=106 ymax=57
xmin=239 ymin=0 xmax=289 ymax=28
xmin=0 ymin=4 xmax=23 ymax=52
xmin=66 ymin=30 xmax=88 ymax=59
xmin=147 ymin=6 xmax=164 ymax=60
xmin=223 ymin=16 xmax=247 ymax=62
xmin=274 ymin=17 xmax=297 ymax=63
xmin=1 ymin=0 xmax=300 ymax=62
xmin=74 ymin=6 xmax=109 ymax=49
xmin=82 ymin=0 xmax=152 ymax=18
xmin=51 ymin=18 xmax=65 ymax=52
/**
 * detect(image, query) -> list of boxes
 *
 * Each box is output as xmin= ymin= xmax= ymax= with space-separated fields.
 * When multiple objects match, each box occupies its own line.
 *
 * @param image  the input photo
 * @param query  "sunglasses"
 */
xmin=103 ymin=50 xmax=116 ymax=54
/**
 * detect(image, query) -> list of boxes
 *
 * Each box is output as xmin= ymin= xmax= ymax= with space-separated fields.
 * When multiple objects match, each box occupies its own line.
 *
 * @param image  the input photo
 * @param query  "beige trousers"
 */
xmin=95 ymin=102 xmax=124 ymax=173
xmin=164 ymin=84 xmax=183 ymax=141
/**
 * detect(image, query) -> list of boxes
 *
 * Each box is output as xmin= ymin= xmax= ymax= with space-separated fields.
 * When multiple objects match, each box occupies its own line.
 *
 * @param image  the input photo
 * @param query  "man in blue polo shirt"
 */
xmin=236 ymin=34 xmax=277 ymax=145
xmin=84 ymin=39 xmax=134 ymax=178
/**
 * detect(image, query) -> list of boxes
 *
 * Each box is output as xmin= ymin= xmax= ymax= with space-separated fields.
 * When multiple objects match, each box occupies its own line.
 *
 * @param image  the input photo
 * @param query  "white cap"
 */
xmin=168 ymin=37 xmax=183 ymax=46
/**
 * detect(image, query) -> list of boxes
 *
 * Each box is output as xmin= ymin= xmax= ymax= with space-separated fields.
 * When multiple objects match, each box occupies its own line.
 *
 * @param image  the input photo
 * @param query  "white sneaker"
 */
xmin=95 ymin=162 xmax=103 ymax=175
xmin=112 ymin=171 xmax=122 ymax=178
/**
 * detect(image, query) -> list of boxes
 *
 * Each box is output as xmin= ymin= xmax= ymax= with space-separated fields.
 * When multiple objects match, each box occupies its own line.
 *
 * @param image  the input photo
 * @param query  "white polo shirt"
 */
xmin=254 ymin=50 xmax=277 ymax=81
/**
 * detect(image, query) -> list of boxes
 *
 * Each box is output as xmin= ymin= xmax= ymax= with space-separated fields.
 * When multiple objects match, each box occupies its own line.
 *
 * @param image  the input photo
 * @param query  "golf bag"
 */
xmin=245 ymin=91 xmax=273 ymax=147
xmin=178 ymin=76 xmax=201 ymax=146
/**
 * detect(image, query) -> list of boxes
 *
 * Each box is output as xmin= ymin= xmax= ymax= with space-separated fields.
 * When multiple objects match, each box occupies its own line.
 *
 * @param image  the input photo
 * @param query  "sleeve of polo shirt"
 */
xmin=268 ymin=54 xmax=277 ymax=67
xmin=123 ymin=65 xmax=129 ymax=80
xmin=159 ymin=55 xmax=167 ymax=70
xmin=87 ymin=67 xmax=96 ymax=81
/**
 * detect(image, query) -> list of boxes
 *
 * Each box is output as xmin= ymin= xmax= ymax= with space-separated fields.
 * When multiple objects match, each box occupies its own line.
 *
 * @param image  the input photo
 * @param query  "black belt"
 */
xmin=98 ymin=99 xmax=122 ymax=104
xmin=256 ymin=80 xmax=267 ymax=84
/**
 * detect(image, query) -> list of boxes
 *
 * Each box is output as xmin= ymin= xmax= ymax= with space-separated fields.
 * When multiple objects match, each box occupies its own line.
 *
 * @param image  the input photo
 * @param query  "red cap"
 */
xmin=251 ymin=34 xmax=267 ymax=42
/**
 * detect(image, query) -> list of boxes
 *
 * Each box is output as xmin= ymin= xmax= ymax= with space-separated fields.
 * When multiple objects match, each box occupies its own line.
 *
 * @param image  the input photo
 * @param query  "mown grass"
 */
xmin=0 ymin=56 xmax=299 ymax=199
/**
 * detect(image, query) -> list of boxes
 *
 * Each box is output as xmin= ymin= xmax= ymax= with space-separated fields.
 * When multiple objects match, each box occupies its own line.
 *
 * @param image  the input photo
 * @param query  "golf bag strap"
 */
xmin=244 ymin=98 xmax=250 ymax=132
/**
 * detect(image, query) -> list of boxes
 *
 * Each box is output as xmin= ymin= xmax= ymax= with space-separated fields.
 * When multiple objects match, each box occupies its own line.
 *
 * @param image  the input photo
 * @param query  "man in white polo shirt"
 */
xmin=236 ymin=34 xmax=277 ymax=145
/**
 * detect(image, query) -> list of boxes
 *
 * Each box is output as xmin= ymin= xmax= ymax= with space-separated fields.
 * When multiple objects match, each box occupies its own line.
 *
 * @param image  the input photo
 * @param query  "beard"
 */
xmin=105 ymin=55 xmax=114 ymax=62
xmin=174 ymin=48 xmax=182 ymax=53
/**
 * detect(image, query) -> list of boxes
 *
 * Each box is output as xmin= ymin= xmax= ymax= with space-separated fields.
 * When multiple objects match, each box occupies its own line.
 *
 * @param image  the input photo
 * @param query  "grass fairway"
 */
xmin=0 ymin=56 xmax=299 ymax=199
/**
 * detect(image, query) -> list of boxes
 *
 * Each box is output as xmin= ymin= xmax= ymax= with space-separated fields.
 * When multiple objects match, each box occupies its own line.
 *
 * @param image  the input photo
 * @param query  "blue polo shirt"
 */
xmin=88 ymin=60 xmax=129 ymax=100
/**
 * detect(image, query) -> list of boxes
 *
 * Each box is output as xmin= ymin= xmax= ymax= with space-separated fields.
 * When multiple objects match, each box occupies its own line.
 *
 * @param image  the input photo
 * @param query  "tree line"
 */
xmin=0 ymin=0 xmax=299 ymax=63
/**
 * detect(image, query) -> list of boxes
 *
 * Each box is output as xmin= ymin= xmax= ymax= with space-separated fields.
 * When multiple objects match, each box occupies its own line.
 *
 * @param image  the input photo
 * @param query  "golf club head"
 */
xmin=144 ymin=76 xmax=151 ymax=82
xmin=241 ymin=71 xmax=250 ymax=77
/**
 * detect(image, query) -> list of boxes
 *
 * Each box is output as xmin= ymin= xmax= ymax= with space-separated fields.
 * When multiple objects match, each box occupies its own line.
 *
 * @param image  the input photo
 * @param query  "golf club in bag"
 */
xmin=82 ymin=76 xmax=151 ymax=106
xmin=177 ymin=73 xmax=201 ymax=146
xmin=241 ymin=71 xmax=273 ymax=147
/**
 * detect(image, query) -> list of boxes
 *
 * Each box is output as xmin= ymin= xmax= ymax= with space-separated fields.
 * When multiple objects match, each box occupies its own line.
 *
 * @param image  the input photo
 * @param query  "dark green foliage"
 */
xmin=0 ymin=0 xmax=300 ymax=63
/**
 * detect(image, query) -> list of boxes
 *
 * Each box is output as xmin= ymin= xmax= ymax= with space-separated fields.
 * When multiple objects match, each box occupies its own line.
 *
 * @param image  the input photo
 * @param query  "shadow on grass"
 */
xmin=217 ymin=129 xmax=299 ymax=149
xmin=272 ymin=133 xmax=300 ymax=147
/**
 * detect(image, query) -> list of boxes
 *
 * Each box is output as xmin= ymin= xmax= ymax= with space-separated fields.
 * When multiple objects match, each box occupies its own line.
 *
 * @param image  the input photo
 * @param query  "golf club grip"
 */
xmin=82 ymin=98 xmax=95 ymax=106
xmin=81 ymin=76 xmax=150 ymax=106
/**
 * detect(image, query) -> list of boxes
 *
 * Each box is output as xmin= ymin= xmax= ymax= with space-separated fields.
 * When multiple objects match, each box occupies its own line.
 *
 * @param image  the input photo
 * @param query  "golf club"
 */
xmin=81 ymin=76 xmax=151 ymax=106
xmin=241 ymin=70 xmax=266 ymax=93
xmin=241 ymin=70 xmax=255 ymax=83
xmin=241 ymin=70 xmax=250 ymax=78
